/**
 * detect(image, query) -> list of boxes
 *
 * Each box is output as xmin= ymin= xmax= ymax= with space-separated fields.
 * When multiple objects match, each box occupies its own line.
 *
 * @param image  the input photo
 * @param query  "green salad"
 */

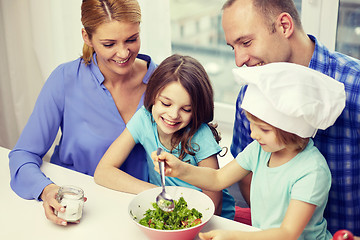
xmin=139 ymin=197 xmax=203 ymax=230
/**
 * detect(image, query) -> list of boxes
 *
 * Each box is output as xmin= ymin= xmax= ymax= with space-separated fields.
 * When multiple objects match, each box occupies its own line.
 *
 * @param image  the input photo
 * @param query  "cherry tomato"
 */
xmin=333 ymin=230 xmax=354 ymax=240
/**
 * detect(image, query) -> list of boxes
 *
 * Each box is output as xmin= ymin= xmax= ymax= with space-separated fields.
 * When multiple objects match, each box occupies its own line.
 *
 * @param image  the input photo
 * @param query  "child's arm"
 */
xmin=152 ymin=151 xmax=250 ymax=191
xmin=197 ymin=154 xmax=223 ymax=216
xmin=199 ymin=199 xmax=316 ymax=240
xmin=94 ymin=128 xmax=156 ymax=194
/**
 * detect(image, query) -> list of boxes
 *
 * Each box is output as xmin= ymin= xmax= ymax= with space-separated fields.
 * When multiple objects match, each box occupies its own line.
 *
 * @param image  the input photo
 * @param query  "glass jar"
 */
xmin=55 ymin=185 xmax=84 ymax=222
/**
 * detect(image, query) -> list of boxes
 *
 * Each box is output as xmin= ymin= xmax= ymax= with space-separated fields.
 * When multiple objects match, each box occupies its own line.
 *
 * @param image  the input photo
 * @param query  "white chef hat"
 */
xmin=232 ymin=62 xmax=346 ymax=138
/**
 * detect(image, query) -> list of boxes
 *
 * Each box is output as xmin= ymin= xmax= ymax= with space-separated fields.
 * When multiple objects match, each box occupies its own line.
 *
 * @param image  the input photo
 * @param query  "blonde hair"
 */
xmin=245 ymin=111 xmax=308 ymax=151
xmin=81 ymin=0 xmax=141 ymax=65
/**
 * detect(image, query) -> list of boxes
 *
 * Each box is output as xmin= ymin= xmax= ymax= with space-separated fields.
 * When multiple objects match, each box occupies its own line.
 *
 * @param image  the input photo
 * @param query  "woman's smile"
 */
xmin=112 ymin=56 xmax=131 ymax=65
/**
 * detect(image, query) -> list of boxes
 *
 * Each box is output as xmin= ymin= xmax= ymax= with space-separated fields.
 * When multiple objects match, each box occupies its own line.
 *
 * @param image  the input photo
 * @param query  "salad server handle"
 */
xmin=157 ymin=148 xmax=166 ymax=189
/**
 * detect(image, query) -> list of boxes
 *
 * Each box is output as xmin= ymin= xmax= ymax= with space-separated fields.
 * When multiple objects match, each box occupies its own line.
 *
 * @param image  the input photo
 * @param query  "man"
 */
xmin=222 ymin=0 xmax=360 ymax=236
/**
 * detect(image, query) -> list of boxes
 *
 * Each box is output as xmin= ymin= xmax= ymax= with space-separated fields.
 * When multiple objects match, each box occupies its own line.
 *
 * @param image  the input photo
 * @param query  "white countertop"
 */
xmin=1 ymin=146 xmax=258 ymax=240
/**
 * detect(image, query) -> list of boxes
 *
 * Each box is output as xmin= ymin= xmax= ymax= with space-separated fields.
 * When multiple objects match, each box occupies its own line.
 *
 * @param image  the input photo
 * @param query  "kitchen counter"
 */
xmin=1 ymin=146 xmax=258 ymax=239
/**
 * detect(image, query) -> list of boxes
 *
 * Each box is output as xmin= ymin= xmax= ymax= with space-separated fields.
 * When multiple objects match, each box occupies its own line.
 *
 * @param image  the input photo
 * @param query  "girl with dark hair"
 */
xmin=95 ymin=54 xmax=235 ymax=220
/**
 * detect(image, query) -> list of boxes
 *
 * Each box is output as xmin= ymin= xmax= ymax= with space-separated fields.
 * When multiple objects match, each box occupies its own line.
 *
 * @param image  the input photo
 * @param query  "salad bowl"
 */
xmin=128 ymin=186 xmax=215 ymax=240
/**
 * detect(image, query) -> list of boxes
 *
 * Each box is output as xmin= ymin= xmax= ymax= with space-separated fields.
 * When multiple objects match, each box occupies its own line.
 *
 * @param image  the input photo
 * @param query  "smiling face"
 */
xmin=222 ymin=0 xmax=291 ymax=67
xmin=82 ymin=20 xmax=141 ymax=78
xmin=152 ymin=81 xmax=192 ymax=142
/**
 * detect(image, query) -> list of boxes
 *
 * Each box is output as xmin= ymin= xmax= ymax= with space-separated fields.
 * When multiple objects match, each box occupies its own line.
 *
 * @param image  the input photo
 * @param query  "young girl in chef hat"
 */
xmin=153 ymin=62 xmax=346 ymax=240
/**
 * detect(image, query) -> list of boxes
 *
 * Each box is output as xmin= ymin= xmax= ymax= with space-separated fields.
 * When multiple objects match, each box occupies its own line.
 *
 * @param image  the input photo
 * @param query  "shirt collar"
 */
xmin=89 ymin=53 xmax=105 ymax=85
xmin=137 ymin=54 xmax=157 ymax=84
xmin=89 ymin=52 xmax=156 ymax=85
xmin=308 ymin=34 xmax=331 ymax=74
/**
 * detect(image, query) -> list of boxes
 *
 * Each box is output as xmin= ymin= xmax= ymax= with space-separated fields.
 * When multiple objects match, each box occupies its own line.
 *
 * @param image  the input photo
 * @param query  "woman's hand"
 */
xmin=40 ymin=184 xmax=68 ymax=225
xmin=40 ymin=184 xmax=88 ymax=226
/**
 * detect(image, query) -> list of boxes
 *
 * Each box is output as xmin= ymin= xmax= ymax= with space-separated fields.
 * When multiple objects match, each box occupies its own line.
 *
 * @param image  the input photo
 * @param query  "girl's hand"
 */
xmin=40 ymin=183 xmax=87 ymax=226
xmin=151 ymin=150 xmax=185 ymax=177
xmin=199 ymin=230 xmax=237 ymax=240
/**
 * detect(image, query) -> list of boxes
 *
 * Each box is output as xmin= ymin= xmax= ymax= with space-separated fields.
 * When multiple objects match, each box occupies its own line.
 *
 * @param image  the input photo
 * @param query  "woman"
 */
xmin=9 ymin=0 xmax=156 ymax=226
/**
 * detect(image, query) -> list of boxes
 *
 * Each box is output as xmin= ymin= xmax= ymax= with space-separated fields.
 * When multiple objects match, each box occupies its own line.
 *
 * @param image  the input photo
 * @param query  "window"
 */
xmin=170 ymin=0 xmax=238 ymax=108
xmin=336 ymin=0 xmax=360 ymax=59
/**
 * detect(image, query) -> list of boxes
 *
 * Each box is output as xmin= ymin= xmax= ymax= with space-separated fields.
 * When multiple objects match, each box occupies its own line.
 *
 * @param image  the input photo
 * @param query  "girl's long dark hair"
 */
xmin=144 ymin=54 xmax=220 ymax=159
